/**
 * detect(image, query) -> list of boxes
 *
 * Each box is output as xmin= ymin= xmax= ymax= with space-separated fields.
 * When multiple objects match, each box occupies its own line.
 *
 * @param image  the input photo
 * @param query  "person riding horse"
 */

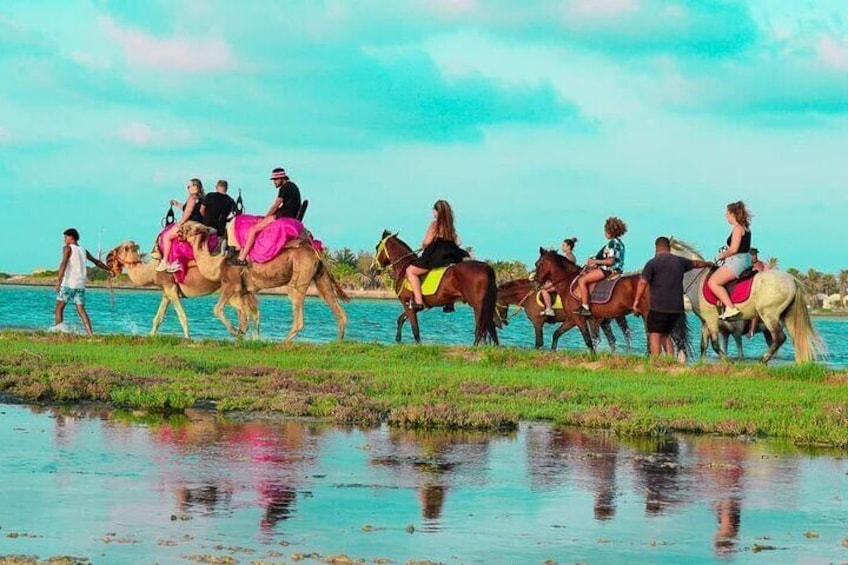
xmin=574 ymin=217 xmax=627 ymax=317
xmin=405 ymin=200 xmax=469 ymax=311
xmin=541 ymin=237 xmax=577 ymax=317
xmin=708 ymin=201 xmax=752 ymax=321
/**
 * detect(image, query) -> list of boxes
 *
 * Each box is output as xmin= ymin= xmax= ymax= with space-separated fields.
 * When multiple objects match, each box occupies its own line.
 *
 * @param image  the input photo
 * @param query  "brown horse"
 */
xmin=533 ymin=248 xmax=649 ymax=355
xmin=495 ymin=278 xmax=631 ymax=351
xmin=374 ymin=231 xmax=498 ymax=345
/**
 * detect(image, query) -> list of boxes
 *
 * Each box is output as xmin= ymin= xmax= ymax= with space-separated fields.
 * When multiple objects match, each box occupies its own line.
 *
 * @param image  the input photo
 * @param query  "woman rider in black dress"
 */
xmin=406 ymin=200 xmax=469 ymax=311
xmin=157 ymin=178 xmax=205 ymax=272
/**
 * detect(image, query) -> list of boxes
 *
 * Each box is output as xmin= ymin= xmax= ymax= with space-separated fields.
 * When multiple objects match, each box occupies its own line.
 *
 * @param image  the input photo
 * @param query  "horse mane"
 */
xmin=669 ymin=237 xmax=705 ymax=261
xmin=545 ymin=250 xmax=579 ymax=272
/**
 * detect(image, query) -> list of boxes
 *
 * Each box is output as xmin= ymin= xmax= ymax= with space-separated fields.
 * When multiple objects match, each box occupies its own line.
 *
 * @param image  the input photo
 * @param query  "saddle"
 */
xmin=402 ymin=266 xmax=451 ymax=296
xmin=535 ymin=291 xmax=563 ymax=310
xmin=569 ymin=273 xmax=621 ymax=304
xmin=702 ymin=268 xmax=757 ymax=306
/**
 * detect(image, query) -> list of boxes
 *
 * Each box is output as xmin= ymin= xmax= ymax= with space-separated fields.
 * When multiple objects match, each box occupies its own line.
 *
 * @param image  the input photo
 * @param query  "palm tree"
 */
xmin=767 ymin=257 xmax=779 ymax=269
xmin=839 ymin=269 xmax=848 ymax=309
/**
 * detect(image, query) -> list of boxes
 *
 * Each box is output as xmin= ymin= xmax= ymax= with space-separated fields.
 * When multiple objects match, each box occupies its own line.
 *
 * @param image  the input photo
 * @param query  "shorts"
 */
xmin=723 ymin=253 xmax=751 ymax=277
xmin=57 ymin=286 xmax=85 ymax=306
xmin=647 ymin=311 xmax=680 ymax=335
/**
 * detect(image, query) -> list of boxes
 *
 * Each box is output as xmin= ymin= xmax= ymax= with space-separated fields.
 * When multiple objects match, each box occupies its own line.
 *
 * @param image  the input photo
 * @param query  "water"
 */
xmin=1 ymin=404 xmax=846 ymax=563
xmin=2 ymin=285 xmax=847 ymax=367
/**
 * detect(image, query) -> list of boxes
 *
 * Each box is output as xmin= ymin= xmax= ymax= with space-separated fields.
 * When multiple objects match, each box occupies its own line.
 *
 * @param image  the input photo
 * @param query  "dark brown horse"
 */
xmin=533 ymin=248 xmax=649 ymax=355
xmin=495 ymin=278 xmax=632 ymax=351
xmin=374 ymin=231 xmax=498 ymax=345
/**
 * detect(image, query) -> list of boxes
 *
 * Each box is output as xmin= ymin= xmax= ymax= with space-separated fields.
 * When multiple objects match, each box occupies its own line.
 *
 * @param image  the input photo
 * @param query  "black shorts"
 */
xmin=647 ymin=311 xmax=681 ymax=335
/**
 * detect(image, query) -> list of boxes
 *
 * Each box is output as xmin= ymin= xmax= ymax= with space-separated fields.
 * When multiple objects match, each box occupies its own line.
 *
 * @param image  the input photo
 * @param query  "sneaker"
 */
xmin=165 ymin=262 xmax=181 ymax=273
xmin=47 ymin=322 xmax=70 ymax=333
xmin=155 ymin=261 xmax=169 ymax=272
xmin=719 ymin=307 xmax=741 ymax=320
xmin=574 ymin=305 xmax=592 ymax=317
xmin=542 ymin=308 xmax=555 ymax=317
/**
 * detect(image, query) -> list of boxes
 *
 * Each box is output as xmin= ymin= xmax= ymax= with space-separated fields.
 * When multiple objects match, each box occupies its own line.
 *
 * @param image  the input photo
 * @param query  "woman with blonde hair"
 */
xmin=157 ymin=178 xmax=205 ymax=272
xmin=708 ymin=201 xmax=753 ymax=320
xmin=406 ymin=200 xmax=469 ymax=311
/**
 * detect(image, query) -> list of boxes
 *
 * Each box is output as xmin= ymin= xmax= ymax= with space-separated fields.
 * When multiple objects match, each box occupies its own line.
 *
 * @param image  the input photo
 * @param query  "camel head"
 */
xmin=106 ymin=241 xmax=143 ymax=275
xmin=178 ymin=221 xmax=214 ymax=247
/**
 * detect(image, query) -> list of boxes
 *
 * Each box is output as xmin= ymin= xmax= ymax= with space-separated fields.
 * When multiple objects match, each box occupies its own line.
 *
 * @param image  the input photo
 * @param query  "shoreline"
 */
xmin=3 ymin=280 xmax=847 ymax=316
xmin=0 ymin=332 xmax=845 ymax=446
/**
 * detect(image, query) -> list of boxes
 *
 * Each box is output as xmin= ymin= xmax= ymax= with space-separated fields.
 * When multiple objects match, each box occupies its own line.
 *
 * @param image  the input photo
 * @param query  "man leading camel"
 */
xmin=232 ymin=167 xmax=301 ymax=266
xmin=50 ymin=228 xmax=110 ymax=335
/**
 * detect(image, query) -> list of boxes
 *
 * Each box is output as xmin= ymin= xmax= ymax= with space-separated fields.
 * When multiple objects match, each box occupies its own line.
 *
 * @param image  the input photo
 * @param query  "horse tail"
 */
xmin=671 ymin=312 xmax=694 ymax=361
xmin=481 ymin=264 xmax=499 ymax=345
xmin=782 ymin=280 xmax=824 ymax=363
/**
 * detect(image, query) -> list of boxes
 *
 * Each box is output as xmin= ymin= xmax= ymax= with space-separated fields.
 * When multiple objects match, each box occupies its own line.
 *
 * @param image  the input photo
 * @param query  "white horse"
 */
xmin=671 ymin=239 xmax=823 ymax=364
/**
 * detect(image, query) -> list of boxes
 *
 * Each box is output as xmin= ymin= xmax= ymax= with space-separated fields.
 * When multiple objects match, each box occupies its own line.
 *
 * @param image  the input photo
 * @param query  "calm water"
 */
xmin=0 ymin=404 xmax=846 ymax=563
xmin=1 ymin=285 xmax=847 ymax=367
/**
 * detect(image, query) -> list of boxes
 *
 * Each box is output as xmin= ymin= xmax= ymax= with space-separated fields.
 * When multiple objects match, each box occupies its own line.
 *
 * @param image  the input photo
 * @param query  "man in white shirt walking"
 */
xmin=51 ymin=228 xmax=109 ymax=335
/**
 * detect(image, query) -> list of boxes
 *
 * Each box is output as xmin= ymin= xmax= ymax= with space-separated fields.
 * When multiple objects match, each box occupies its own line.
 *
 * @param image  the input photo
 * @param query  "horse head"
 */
xmin=534 ymin=247 xmax=578 ymax=286
xmin=669 ymin=237 xmax=706 ymax=261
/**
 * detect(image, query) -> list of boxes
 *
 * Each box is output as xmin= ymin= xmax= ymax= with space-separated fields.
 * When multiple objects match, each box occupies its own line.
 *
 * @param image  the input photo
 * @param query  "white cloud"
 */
xmin=116 ymin=121 xmax=193 ymax=148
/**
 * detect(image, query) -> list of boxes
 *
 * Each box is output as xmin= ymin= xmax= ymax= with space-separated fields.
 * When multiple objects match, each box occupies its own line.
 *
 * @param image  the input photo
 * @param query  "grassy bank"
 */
xmin=1 ymin=332 xmax=846 ymax=447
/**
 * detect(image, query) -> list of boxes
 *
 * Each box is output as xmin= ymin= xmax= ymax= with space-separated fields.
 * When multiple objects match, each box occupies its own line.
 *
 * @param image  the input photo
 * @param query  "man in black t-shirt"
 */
xmin=234 ymin=167 xmax=303 ymax=265
xmin=201 ymin=179 xmax=236 ymax=236
xmin=633 ymin=237 xmax=712 ymax=356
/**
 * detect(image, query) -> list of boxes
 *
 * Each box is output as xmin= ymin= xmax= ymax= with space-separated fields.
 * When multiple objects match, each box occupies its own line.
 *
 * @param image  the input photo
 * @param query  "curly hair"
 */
xmin=604 ymin=217 xmax=627 ymax=239
xmin=726 ymin=201 xmax=751 ymax=228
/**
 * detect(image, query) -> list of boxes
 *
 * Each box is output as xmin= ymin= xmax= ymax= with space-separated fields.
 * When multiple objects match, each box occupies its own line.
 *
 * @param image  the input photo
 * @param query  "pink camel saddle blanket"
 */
xmin=157 ymin=226 xmax=219 ymax=284
xmin=231 ymin=215 xmax=324 ymax=264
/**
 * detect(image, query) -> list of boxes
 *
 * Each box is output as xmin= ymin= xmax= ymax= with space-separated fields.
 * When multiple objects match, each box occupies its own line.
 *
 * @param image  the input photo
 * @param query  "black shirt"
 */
xmin=274 ymin=181 xmax=302 ymax=220
xmin=727 ymin=228 xmax=751 ymax=254
xmin=640 ymin=253 xmax=695 ymax=313
xmin=202 ymin=192 xmax=236 ymax=233
xmin=183 ymin=196 xmax=204 ymax=223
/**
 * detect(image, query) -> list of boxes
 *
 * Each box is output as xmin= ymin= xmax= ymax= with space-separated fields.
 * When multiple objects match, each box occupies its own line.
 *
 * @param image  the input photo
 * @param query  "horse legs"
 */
xmin=408 ymin=309 xmax=422 ymax=344
xmin=615 ymin=316 xmax=632 ymax=349
xmin=576 ymin=318 xmax=596 ymax=355
xmin=150 ymin=295 xmax=170 ymax=337
xmin=759 ymin=315 xmax=786 ymax=364
xmin=599 ymin=319 xmax=616 ymax=353
xmin=395 ymin=312 xmax=408 ymax=343
xmin=551 ymin=319 xmax=576 ymax=351
xmin=732 ymin=330 xmax=744 ymax=361
xmin=699 ymin=325 xmax=710 ymax=360
xmin=283 ymin=287 xmax=307 ymax=344
xmin=588 ymin=319 xmax=601 ymax=349
xmin=533 ymin=318 xmax=544 ymax=349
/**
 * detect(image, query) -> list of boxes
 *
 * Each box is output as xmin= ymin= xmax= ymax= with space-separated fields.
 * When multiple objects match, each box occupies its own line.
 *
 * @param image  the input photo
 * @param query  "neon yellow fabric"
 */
xmin=535 ymin=291 xmax=563 ymax=310
xmin=403 ymin=267 xmax=449 ymax=296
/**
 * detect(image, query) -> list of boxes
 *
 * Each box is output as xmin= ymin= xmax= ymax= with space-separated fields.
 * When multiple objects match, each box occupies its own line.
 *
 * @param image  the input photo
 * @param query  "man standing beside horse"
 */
xmin=634 ymin=237 xmax=712 ymax=356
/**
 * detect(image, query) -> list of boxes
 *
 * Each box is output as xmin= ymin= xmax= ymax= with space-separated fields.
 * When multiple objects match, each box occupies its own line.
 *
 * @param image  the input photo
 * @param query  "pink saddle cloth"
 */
xmin=233 ymin=215 xmax=324 ymax=263
xmin=157 ymin=226 xmax=219 ymax=284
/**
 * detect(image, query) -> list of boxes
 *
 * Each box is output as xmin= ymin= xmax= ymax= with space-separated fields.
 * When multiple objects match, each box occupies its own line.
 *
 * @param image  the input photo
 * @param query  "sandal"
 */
xmin=408 ymin=300 xmax=425 ymax=312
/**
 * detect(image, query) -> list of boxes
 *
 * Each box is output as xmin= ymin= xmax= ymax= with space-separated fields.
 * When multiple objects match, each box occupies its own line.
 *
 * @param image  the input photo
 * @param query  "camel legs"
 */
xmin=150 ymin=295 xmax=171 ymax=337
xmin=212 ymin=287 xmax=242 ymax=338
xmin=283 ymin=286 xmax=307 ymax=343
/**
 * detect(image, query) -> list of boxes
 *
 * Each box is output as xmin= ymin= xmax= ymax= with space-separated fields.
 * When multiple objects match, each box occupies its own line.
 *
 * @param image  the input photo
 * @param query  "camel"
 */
xmin=179 ymin=222 xmax=349 ymax=343
xmin=106 ymin=241 xmax=259 ymax=339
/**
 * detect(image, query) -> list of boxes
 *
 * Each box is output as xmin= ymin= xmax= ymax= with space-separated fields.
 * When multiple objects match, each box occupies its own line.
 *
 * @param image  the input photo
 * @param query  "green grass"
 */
xmin=0 ymin=331 xmax=846 ymax=446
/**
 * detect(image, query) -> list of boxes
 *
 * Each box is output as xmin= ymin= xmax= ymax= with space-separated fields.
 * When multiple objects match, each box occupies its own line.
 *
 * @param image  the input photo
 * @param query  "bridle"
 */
xmin=372 ymin=233 xmax=421 ymax=274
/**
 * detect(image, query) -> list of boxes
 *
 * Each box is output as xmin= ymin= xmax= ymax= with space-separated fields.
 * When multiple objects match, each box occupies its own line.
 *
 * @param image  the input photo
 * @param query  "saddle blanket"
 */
xmin=402 ymin=266 xmax=449 ymax=296
xmin=156 ymin=226 xmax=219 ymax=284
xmin=569 ymin=275 xmax=620 ymax=304
xmin=228 ymin=215 xmax=324 ymax=264
xmin=535 ymin=292 xmax=563 ymax=310
xmin=703 ymin=273 xmax=755 ymax=306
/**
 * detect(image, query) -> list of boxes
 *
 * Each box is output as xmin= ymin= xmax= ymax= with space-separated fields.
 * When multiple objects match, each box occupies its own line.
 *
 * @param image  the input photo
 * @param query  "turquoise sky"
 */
xmin=2 ymin=0 xmax=847 ymax=274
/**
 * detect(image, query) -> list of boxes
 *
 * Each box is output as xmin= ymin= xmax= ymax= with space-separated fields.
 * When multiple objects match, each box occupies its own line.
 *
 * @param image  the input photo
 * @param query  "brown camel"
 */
xmin=179 ymin=223 xmax=349 ymax=343
xmin=106 ymin=241 xmax=259 ymax=339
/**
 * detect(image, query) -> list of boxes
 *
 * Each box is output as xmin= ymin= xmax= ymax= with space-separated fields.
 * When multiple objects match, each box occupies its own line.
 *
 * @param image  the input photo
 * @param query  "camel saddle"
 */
xmin=702 ymin=268 xmax=757 ymax=306
xmin=569 ymin=273 xmax=621 ymax=304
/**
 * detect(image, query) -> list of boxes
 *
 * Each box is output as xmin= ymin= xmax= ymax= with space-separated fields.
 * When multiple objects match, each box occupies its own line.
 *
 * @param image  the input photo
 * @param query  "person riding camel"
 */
xmin=157 ymin=178 xmax=204 ymax=272
xmin=708 ymin=201 xmax=752 ymax=321
xmin=405 ymin=200 xmax=469 ymax=311
xmin=232 ymin=167 xmax=302 ymax=266
xmin=750 ymin=248 xmax=770 ymax=273
xmin=541 ymin=237 xmax=577 ymax=317
xmin=574 ymin=218 xmax=627 ymax=317
xmin=200 ymin=179 xmax=236 ymax=236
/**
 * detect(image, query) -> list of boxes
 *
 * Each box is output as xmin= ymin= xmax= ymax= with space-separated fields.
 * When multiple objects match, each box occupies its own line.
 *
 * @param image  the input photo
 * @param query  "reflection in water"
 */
xmin=4 ymin=404 xmax=847 ymax=564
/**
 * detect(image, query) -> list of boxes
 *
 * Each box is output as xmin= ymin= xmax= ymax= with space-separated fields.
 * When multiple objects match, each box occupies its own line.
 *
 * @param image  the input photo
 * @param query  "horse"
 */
xmin=374 ymin=231 xmax=498 ymax=345
xmin=671 ymin=239 xmax=822 ymax=364
xmin=533 ymin=248 xmax=649 ymax=355
xmin=494 ymin=278 xmax=632 ymax=351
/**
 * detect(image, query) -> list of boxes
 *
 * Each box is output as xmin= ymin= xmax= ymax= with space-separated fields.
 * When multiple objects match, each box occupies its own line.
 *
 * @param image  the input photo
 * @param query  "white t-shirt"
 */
xmin=61 ymin=244 xmax=87 ymax=289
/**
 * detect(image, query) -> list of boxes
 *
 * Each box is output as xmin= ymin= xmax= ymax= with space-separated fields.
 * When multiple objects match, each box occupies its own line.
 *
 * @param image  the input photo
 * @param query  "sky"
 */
xmin=1 ymin=0 xmax=847 ymax=274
